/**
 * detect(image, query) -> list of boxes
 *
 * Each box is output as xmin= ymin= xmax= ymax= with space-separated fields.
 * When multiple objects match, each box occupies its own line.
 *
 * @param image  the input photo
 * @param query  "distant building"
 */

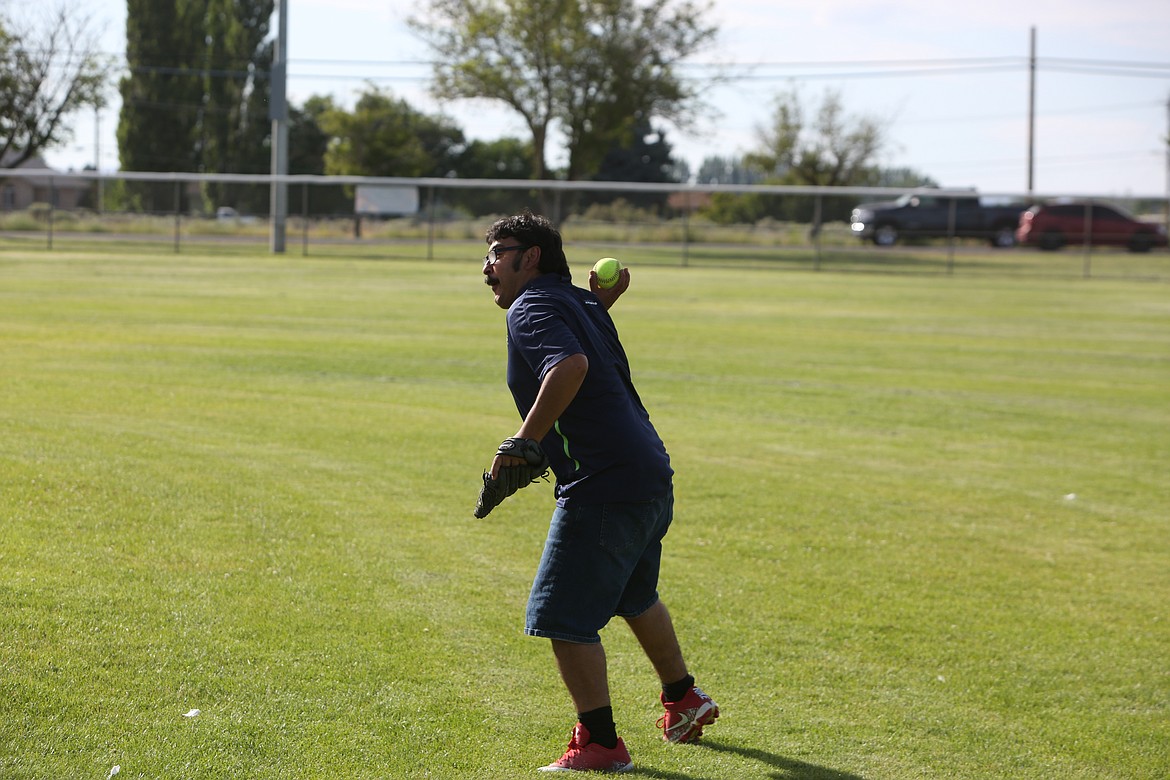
xmin=1 ymin=154 xmax=91 ymax=211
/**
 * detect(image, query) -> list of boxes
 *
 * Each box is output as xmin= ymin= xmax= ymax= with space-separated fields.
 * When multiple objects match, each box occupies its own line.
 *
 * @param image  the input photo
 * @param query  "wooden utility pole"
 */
xmin=1164 ymin=94 xmax=1169 ymax=238
xmin=1027 ymin=26 xmax=1036 ymax=195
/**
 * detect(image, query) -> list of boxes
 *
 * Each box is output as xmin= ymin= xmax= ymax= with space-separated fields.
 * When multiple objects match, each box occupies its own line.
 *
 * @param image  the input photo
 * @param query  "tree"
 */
xmin=288 ymin=97 xmax=349 ymax=216
xmin=303 ymin=88 xmax=536 ymax=217
xmin=703 ymin=88 xmax=891 ymax=224
xmin=593 ymin=119 xmax=675 ymax=185
xmin=0 ymin=4 xmax=109 ymax=168
xmin=874 ymin=166 xmax=938 ymax=188
xmin=556 ymin=0 xmax=714 ymax=181
xmin=456 ymin=137 xmax=533 ymax=180
xmin=445 ymin=136 xmax=535 ymax=216
xmin=696 ymin=155 xmax=761 ymax=186
xmin=748 ymin=87 xmax=887 ymax=188
xmin=586 ymin=118 xmax=677 ymax=210
xmin=117 ymin=0 xmax=274 ymax=212
xmin=197 ymin=0 xmax=275 ymax=212
xmin=288 ymin=101 xmax=331 ymax=176
xmin=410 ymin=0 xmax=716 ymax=185
xmin=118 ymin=1 xmax=202 ymax=176
xmin=313 ymin=86 xmax=466 ymax=178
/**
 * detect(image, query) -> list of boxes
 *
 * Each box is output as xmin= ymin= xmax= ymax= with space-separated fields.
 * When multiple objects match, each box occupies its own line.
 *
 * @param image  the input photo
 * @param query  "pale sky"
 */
xmin=28 ymin=0 xmax=1170 ymax=197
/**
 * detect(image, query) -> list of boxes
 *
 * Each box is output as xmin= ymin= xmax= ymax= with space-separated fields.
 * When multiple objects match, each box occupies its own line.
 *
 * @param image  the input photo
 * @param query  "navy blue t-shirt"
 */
xmin=506 ymin=273 xmax=673 ymax=506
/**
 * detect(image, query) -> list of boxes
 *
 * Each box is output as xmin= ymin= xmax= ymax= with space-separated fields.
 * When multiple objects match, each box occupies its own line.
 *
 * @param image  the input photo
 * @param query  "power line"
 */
xmin=918 ymin=149 xmax=1161 ymax=173
xmin=41 ymin=47 xmax=1170 ymax=185
xmin=707 ymin=64 xmax=1026 ymax=81
xmin=901 ymin=99 xmax=1165 ymax=125
xmin=76 ymin=51 xmax=1170 ymax=79
xmin=1044 ymin=56 xmax=1170 ymax=72
xmin=290 ymin=58 xmax=432 ymax=67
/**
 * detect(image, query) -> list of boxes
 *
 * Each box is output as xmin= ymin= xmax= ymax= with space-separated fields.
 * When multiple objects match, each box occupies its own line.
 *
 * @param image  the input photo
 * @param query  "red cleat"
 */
xmin=658 ymin=686 xmax=719 ymax=743
xmin=538 ymin=722 xmax=634 ymax=773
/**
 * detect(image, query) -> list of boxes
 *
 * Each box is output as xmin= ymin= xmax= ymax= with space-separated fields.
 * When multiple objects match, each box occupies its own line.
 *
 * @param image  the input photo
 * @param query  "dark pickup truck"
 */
xmin=850 ymin=191 xmax=1028 ymax=248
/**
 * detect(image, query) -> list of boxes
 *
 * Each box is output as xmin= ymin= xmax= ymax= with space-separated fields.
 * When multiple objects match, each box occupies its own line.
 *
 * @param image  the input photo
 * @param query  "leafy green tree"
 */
xmin=287 ymin=102 xmax=327 ymax=176
xmin=557 ymin=1 xmax=713 ymax=181
xmin=315 ymin=86 xmax=465 ymax=178
xmin=593 ymin=120 xmax=675 ymax=184
xmin=704 ymin=88 xmax=890 ymax=224
xmin=696 ymin=155 xmax=762 ymax=185
xmin=303 ymin=87 xmax=536 ymax=217
xmin=1 ymin=5 xmax=108 ymax=168
xmin=117 ymin=0 xmax=273 ymax=212
xmin=585 ymin=118 xmax=677 ymax=210
xmin=748 ymin=88 xmax=886 ymax=187
xmin=444 ymin=136 xmax=535 ymax=216
xmin=410 ymin=0 xmax=716 ymax=185
xmin=287 ymin=97 xmax=349 ymax=216
xmin=118 ymin=0 xmax=205 ymax=210
xmin=198 ymin=0 xmax=275 ymax=212
xmin=306 ymin=87 xmax=486 ymax=218
xmin=456 ymin=137 xmax=533 ymax=180
xmin=218 ymin=99 xmax=344 ymax=217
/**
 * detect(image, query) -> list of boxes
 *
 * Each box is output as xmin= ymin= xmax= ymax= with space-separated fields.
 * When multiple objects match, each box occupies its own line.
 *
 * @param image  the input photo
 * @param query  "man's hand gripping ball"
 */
xmin=474 ymin=437 xmax=550 ymax=518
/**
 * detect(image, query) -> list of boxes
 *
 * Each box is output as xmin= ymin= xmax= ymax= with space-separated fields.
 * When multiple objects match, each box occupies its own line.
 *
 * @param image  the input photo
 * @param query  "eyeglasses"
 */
xmin=483 ymin=244 xmax=530 ymax=266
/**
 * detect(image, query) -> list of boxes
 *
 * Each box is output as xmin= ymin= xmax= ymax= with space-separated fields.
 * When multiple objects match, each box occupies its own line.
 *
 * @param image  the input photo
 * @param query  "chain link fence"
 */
xmin=2 ymin=169 xmax=1167 ymax=280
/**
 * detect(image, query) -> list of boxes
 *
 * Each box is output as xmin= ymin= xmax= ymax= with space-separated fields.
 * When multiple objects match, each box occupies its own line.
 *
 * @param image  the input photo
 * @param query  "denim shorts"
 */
xmin=525 ymin=490 xmax=674 ymax=644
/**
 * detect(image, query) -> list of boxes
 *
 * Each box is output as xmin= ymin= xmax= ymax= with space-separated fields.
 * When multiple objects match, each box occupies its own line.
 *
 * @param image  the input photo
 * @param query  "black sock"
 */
xmin=663 ymin=674 xmax=695 ymax=703
xmin=578 ymin=706 xmax=618 ymax=749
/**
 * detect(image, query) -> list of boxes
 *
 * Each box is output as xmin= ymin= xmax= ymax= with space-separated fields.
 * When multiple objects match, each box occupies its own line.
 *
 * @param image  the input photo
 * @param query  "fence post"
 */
xmin=681 ymin=197 xmax=690 ymax=268
xmin=173 ymin=180 xmax=182 ymax=253
xmin=47 ymin=177 xmax=55 ymax=250
xmin=946 ymin=196 xmax=957 ymax=275
xmin=301 ymin=182 xmax=309 ymax=256
xmin=813 ymin=194 xmax=823 ymax=271
xmin=426 ymin=186 xmax=435 ymax=261
xmin=1082 ymin=201 xmax=1093 ymax=279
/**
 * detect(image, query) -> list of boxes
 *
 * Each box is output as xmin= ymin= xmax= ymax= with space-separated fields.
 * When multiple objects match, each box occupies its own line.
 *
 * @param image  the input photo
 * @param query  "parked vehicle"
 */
xmin=1016 ymin=200 xmax=1168 ymax=253
xmin=850 ymin=190 xmax=1027 ymax=248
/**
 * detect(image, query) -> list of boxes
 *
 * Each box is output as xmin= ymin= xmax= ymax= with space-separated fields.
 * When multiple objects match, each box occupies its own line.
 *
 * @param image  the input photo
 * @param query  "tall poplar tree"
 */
xmin=117 ymin=0 xmax=274 ymax=212
xmin=198 ymin=0 xmax=274 ymax=211
xmin=117 ymin=0 xmax=204 ymax=210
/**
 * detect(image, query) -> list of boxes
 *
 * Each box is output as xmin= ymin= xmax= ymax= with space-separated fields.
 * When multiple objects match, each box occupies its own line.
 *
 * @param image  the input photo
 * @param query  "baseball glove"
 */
xmin=474 ymin=437 xmax=550 ymax=518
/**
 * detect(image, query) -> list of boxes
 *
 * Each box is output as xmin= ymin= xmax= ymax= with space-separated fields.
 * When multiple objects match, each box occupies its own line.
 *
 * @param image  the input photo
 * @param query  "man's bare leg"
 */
xmin=627 ymin=599 xmax=719 ymax=743
xmin=550 ymin=639 xmax=611 ymax=713
xmin=624 ymin=599 xmax=688 ymax=685
xmin=541 ymin=640 xmax=632 ymax=769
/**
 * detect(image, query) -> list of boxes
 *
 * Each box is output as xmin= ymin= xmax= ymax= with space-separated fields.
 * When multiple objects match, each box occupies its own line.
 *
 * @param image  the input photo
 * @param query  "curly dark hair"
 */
xmin=485 ymin=211 xmax=571 ymax=280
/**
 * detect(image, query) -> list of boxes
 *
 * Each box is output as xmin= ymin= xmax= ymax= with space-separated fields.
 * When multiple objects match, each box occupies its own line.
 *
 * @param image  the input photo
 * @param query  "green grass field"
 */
xmin=2 ymin=243 xmax=1167 ymax=779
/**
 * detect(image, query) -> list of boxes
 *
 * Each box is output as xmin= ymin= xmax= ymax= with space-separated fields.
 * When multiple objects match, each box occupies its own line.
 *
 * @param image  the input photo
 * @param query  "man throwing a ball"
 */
xmin=480 ymin=211 xmax=719 ymax=773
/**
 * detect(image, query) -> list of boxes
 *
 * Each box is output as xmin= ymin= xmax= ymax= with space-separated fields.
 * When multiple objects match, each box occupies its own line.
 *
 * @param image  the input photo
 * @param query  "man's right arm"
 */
xmin=491 ymin=353 xmax=588 ymax=478
xmin=589 ymin=268 xmax=631 ymax=310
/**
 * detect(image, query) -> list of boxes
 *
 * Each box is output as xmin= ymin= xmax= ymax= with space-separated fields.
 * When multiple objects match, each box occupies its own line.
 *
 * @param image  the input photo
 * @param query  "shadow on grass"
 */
xmin=631 ymin=739 xmax=866 ymax=780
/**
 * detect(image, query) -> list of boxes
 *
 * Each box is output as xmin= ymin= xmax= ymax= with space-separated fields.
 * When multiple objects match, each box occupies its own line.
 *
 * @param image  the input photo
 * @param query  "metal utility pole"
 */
xmin=1165 ymin=93 xmax=1170 ymax=238
xmin=1027 ymin=26 xmax=1036 ymax=195
xmin=269 ymin=0 xmax=289 ymax=254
